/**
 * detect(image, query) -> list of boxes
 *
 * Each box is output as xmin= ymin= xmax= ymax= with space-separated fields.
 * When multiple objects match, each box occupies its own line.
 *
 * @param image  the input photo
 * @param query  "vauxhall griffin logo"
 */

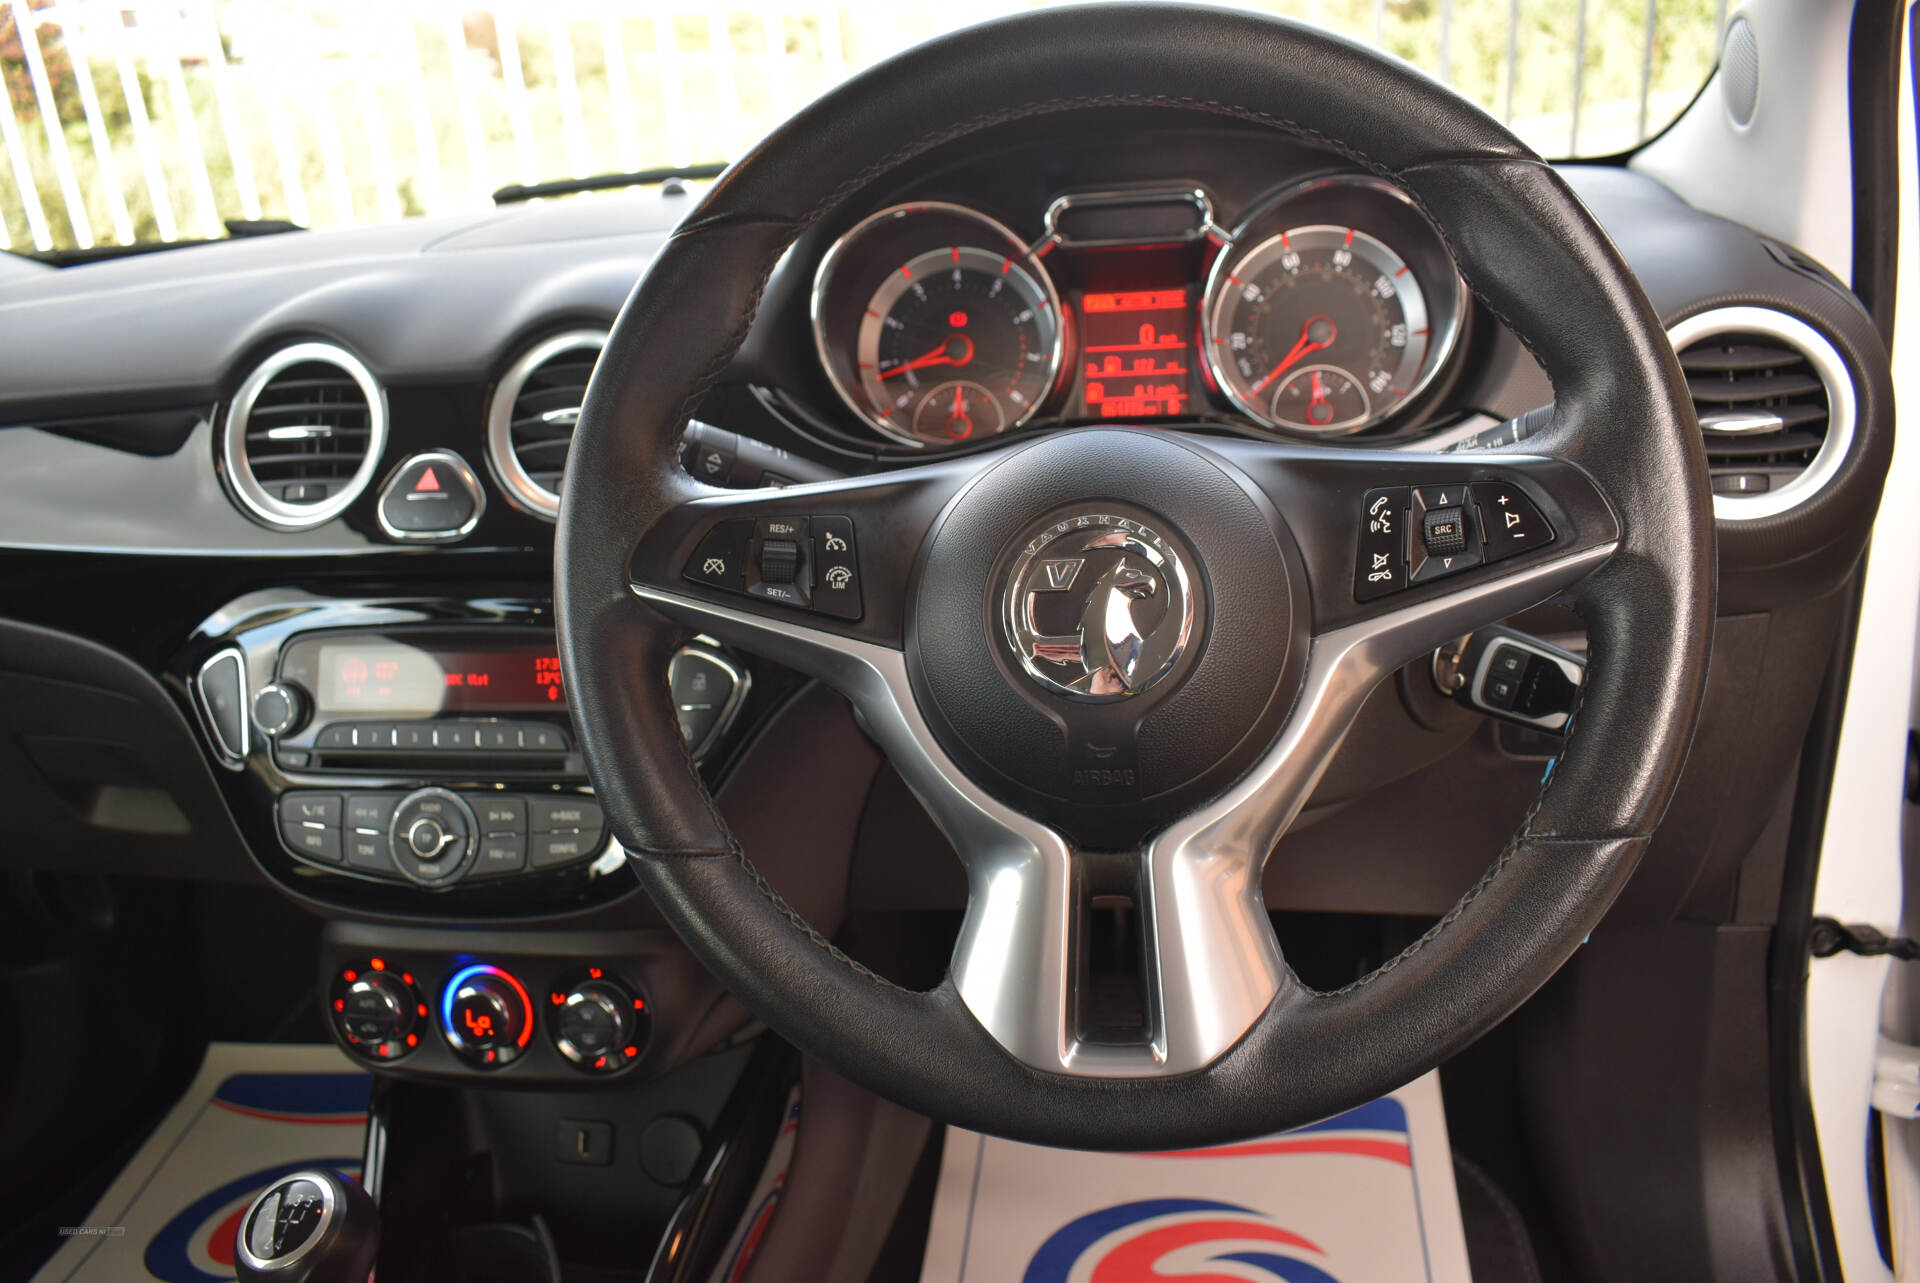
xmin=1003 ymin=513 xmax=1195 ymax=700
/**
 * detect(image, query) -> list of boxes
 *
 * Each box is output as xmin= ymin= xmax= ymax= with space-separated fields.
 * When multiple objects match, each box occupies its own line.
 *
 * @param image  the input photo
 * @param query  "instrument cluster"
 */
xmin=809 ymin=177 xmax=1468 ymax=449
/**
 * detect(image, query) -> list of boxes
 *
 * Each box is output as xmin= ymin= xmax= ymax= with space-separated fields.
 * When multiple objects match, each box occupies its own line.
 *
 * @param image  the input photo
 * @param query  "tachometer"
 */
xmin=813 ymin=203 xmax=1064 ymax=448
xmin=855 ymin=246 xmax=1058 ymax=445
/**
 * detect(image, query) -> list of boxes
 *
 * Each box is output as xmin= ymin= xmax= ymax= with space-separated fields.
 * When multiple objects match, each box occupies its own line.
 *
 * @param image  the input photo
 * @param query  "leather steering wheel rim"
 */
xmin=557 ymin=4 xmax=1713 ymax=1150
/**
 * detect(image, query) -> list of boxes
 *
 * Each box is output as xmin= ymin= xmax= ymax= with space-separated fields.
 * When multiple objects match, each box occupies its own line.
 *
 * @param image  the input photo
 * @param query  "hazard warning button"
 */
xmin=378 ymin=451 xmax=484 ymax=542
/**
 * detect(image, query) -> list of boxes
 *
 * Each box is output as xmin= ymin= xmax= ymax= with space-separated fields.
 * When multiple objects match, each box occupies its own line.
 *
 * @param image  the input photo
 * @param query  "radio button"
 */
xmin=345 ymin=830 xmax=396 ymax=878
xmin=472 ymin=835 xmax=527 ymax=878
xmin=435 ymin=723 xmax=479 ymax=751
xmin=477 ymin=796 xmax=527 ymax=834
xmin=281 ymin=819 xmax=343 ymax=865
xmin=281 ymin=793 xmax=342 ymax=827
xmin=394 ymin=723 xmax=433 ymax=751
xmin=531 ymin=832 xmax=598 ymax=869
xmin=345 ymin=793 xmax=399 ymax=832
xmin=477 ymin=724 xmax=517 ymax=751
xmin=316 ymin=724 xmax=352 ymax=749
xmin=522 ymin=725 xmax=569 ymax=753
xmin=532 ymin=798 xmax=603 ymax=833
xmin=387 ymin=788 xmax=477 ymax=888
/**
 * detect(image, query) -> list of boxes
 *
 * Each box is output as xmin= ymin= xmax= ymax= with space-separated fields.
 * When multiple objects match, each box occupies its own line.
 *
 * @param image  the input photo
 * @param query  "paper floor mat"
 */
xmin=32 ymin=1042 xmax=370 ymax=1283
xmin=919 ymin=1070 xmax=1471 ymax=1283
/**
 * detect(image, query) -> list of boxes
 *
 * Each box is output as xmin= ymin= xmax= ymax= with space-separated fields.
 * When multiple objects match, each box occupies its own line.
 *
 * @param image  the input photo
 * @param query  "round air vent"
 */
xmin=219 ymin=342 xmax=388 ymax=530
xmin=1667 ymin=306 xmax=1855 ymax=521
xmin=486 ymin=330 xmax=607 ymax=520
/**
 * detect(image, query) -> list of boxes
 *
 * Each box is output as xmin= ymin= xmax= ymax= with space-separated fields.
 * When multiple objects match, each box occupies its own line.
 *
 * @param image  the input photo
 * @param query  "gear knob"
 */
xmin=234 ymin=1168 xmax=378 ymax=1282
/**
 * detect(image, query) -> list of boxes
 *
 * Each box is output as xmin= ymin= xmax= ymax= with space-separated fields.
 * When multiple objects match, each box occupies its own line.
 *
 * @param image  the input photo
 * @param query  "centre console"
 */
xmin=183 ymin=590 xmax=749 ymax=916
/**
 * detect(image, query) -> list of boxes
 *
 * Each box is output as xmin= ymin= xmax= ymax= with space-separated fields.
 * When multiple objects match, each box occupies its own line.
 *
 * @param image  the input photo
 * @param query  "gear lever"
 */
xmin=234 ymin=1168 xmax=378 ymax=1282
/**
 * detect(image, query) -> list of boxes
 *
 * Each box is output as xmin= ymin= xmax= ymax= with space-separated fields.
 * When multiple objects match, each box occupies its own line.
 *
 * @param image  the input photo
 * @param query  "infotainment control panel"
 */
xmin=266 ymin=629 xmax=580 ymax=775
xmin=183 ymin=591 xmax=751 ymax=914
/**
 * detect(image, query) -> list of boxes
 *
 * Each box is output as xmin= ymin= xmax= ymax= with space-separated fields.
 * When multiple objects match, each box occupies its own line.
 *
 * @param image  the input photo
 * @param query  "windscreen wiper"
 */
xmin=492 ymin=162 xmax=727 ymax=206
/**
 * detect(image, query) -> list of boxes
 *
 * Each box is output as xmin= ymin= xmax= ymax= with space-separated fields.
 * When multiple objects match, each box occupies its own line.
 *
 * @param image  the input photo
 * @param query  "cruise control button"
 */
xmin=532 ymin=798 xmax=604 ymax=833
xmin=684 ymin=519 xmax=752 ymax=592
xmin=1471 ymin=481 xmax=1554 ymax=563
xmin=811 ymin=516 xmax=861 ymax=621
xmin=1354 ymin=487 xmax=1408 ymax=602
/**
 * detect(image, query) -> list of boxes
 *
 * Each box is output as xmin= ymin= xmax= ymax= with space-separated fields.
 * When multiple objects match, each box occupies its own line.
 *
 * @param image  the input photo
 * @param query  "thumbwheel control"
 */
xmin=547 ymin=965 xmax=651 ymax=1074
xmin=329 ymin=956 xmax=426 ymax=1061
xmin=442 ymin=964 xmax=533 ymax=1068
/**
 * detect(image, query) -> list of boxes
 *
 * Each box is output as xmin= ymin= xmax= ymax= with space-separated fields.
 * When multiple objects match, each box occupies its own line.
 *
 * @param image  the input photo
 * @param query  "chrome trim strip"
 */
xmin=485 ymin=329 xmax=607 ymax=520
xmin=373 ymin=449 xmax=487 ymax=545
xmin=1666 ymin=305 xmax=1859 ymax=522
xmin=631 ymin=536 xmax=1614 ymax=1078
xmin=193 ymin=647 xmax=249 ymax=771
xmin=219 ymin=342 xmax=389 ymax=531
xmin=1039 ymin=186 xmax=1224 ymax=247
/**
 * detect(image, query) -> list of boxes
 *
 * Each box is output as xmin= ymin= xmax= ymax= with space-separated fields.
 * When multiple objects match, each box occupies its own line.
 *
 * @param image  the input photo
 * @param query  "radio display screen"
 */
xmin=303 ymin=636 xmax=565 ymax=719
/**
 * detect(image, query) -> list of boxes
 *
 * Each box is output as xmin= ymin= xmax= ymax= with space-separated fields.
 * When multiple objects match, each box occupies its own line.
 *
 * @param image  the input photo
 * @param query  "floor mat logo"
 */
xmin=1022 ymin=1197 xmax=1343 ymax=1283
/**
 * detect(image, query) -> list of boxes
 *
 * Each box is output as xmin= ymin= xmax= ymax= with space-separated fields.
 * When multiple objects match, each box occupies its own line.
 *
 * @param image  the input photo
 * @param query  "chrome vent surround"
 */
xmin=1667 ymin=306 xmax=1855 ymax=521
xmin=219 ymin=343 xmax=388 ymax=530
xmin=486 ymin=330 xmax=607 ymax=520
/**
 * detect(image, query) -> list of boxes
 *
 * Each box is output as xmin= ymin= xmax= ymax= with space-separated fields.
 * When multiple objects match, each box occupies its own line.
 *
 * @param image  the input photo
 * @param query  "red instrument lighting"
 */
xmin=594 ymin=1056 xmax=607 ymax=1069
xmin=333 ymin=999 xmax=344 ymax=1012
xmin=342 ymin=969 xmax=357 ymax=983
xmin=406 ymin=1033 xmax=419 ymax=1047
xmin=402 ymin=972 xmax=414 ymax=985
xmin=588 ymin=967 xmax=602 ymax=979
xmin=624 ymin=1045 xmax=639 ymax=1057
xmin=417 ymin=1004 xmax=428 ymax=1018
xmin=551 ymin=992 xmax=566 ymax=1006
xmin=1075 ymin=285 xmax=1193 ymax=419
xmin=633 ymin=997 xmax=646 ymax=1010
xmin=370 ymin=957 xmax=385 ymax=970
xmin=949 ymin=310 xmax=968 ymax=328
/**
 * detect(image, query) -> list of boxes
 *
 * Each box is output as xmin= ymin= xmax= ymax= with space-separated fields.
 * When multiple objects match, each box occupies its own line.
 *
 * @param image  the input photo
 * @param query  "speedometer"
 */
xmin=1207 ymin=226 xmax=1428 ymax=433
xmin=1203 ymin=177 xmax=1465 ymax=436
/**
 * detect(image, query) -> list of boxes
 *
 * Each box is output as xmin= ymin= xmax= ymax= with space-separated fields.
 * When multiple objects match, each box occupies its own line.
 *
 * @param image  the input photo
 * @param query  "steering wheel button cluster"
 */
xmin=1353 ymin=485 xmax=1408 ymax=601
xmin=681 ymin=514 xmax=863 ymax=621
xmin=1408 ymin=484 xmax=1484 ymax=583
xmin=1471 ymin=481 xmax=1555 ymax=562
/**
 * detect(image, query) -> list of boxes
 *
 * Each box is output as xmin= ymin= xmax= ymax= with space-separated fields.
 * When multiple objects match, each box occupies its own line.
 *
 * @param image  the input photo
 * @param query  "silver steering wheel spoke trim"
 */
xmin=630 ymin=534 xmax=1614 ymax=1078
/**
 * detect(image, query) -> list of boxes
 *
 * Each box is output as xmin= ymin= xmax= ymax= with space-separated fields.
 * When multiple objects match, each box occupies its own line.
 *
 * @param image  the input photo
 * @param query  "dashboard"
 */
xmin=0 ymin=110 xmax=1894 ymax=941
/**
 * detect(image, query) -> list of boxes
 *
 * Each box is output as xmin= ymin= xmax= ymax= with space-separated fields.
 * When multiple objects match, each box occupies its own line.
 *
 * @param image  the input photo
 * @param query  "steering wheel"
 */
xmin=557 ymin=5 xmax=1712 ymax=1150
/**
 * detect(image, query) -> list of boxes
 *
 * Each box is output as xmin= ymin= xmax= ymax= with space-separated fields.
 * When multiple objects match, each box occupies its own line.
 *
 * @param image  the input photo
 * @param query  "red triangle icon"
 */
xmin=413 ymin=466 xmax=441 ymax=493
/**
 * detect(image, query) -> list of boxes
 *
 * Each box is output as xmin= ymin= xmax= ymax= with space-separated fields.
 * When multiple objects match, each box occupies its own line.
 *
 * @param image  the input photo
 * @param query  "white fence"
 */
xmin=0 ymin=0 xmax=1722 ymax=254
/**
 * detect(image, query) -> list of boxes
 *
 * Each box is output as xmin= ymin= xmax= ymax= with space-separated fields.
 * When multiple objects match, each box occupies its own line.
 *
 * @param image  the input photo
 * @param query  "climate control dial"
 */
xmin=329 ymin=958 xmax=425 ymax=1061
xmin=548 ymin=966 xmax=650 ymax=1073
xmin=442 ymin=964 xmax=533 ymax=1068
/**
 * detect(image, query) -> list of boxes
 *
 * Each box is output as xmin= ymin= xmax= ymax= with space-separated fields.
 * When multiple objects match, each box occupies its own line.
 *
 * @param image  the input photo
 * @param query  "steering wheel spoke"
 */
xmin=624 ymin=455 xmax=988 ymax=649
